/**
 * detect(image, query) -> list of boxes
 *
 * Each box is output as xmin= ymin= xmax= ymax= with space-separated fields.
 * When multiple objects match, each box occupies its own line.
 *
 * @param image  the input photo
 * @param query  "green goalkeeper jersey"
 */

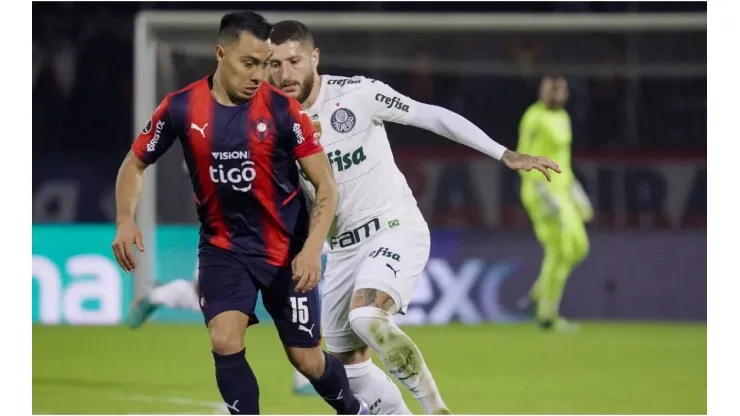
xmin=516 ymin=102 xmax=574 ymax=191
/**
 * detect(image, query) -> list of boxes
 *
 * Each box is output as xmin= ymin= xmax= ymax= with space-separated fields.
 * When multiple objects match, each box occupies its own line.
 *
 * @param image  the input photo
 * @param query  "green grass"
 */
xmin=32 ymin=322 xmax=706 ymax=414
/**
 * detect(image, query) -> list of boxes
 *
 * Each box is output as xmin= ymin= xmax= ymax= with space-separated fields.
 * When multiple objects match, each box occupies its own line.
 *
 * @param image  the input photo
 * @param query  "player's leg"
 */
xmin=528 ymin=218 xmax=565 ymax=324
xmin=547 ymin=203 xmax=590 ymax=330
xmin=520 ymin=190 xmax=567 ymax=323
xmin=294 ymin=252 xmax=327 ymax=396
xmin=198 ymin=248 xmax=261 ymax=415
xmin=322 ymin=251 xmax=412 ymax=415
xmin=125 ymin=279 xmax=200 ymax=328
xmin=529 ymin=200 xmax=589 ymax=329
xmin=256 ymin=261 xmax=367 ymax=415
xmin=349 ymin=225 xmax=450 ymax=415
xmin=126 ymin=259 xmax=201 ymax=329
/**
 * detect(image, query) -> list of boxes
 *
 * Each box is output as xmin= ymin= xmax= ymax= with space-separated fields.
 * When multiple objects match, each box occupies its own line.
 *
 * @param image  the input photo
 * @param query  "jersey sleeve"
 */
xmin=131 ymin=96 xmax=177 ymax=165
xmin=285 ymin=96 xmax=324 ymax=159
xmin=364 ymin=79 xmax=419 ymax=125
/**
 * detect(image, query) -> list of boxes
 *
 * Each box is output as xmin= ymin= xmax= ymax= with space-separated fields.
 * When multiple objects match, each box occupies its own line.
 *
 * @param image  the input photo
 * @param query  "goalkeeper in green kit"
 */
xmin=517 ymin=75 xmax=592 ymax=332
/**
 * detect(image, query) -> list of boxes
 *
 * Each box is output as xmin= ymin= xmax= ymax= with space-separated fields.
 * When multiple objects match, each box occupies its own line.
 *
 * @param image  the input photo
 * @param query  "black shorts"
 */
xmin=197 ymin=245 xmax=321 ymax=348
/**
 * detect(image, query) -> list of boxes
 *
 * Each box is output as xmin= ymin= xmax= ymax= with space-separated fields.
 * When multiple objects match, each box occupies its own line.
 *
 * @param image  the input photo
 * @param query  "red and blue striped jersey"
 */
xmin=132 ymin=76 xmax=323 ymax=267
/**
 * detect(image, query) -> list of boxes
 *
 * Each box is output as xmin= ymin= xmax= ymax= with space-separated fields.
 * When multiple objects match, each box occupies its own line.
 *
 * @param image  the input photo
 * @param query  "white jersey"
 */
xmin=299 ymin=75 xmax=425 ymax=249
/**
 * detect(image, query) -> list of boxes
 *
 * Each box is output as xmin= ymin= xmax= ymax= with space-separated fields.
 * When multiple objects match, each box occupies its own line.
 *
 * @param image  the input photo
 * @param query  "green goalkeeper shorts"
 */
xmin=521 ymin=185 xmax=589 ymax=260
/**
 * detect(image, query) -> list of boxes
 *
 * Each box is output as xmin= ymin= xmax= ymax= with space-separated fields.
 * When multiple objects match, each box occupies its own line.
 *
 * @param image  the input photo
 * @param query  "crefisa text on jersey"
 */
xmin=374 ymin=94 xmax=410 ymax=112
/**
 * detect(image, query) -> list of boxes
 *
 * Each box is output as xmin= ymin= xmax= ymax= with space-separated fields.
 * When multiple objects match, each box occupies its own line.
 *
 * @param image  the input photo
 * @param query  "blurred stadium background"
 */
xmin=32 ymin=2 xmax=706 ymax=414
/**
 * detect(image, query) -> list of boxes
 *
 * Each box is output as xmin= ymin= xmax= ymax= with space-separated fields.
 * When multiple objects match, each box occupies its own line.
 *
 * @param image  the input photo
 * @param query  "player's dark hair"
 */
xmin=543 ymin=74 xmax=566 ymax=82
xmin=218 ymin=11 xmax=272 ymax=44
xmin=269 ymin=20 xmax=315 ymax=48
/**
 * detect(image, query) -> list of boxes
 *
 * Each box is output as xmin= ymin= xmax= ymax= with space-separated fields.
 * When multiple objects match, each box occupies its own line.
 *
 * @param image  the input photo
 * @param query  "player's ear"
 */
xmin=215 ymin=45 xmax=226 ymax=63
xmin=312 ymin=48 xmax=320 ymax=70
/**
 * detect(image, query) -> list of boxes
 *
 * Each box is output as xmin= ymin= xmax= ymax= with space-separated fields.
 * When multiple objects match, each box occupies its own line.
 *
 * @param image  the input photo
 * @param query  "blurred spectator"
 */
xmin=66 ymin=6 xmax=133 ymax=158
xmin=588 ymin=51 xmax=626 ymax=148
xmin=33 ymin=7 xmax=77 ymax=154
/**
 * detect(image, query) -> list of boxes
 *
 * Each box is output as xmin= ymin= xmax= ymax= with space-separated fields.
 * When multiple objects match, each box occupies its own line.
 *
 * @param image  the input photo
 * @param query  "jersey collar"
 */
xmin=305 ymin=75 xmax=328 ymax=113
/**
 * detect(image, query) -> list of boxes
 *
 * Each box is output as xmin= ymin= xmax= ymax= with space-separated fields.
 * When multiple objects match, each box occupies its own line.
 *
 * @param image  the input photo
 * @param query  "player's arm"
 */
xmin=570 ymin=179 xmax=593 ymax=222
xmin=286 ymin=97 xmax=338 ymax=290
xmin=366 ymin=79 xmax=561 ymax=181
xmin=286 ymin=99 xmax=338 ymax=251
xmin=115 ymin=152 xmax=148 ymax=228
xmin=113 ymin=97 xmax=177 ymax=272
xmin=298 ymin=152 xmax=339 ymax=250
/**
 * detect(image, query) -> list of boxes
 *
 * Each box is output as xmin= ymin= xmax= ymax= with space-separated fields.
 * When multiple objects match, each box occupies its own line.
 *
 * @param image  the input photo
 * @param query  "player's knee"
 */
xmin=334 ymin=345 xmax=372 ymax=366
xmin=286 ymin=346 xmax=325 ymax=379
xmin=543 ymin=244 xmax=563 ymax=263
xmin=208 ymin=312 xmax=249 ymax=355
xmin=564 ymin=231 xmax=589 ymax=265
xmin=209 ymin=330 xmax=244 ymax=355
xmin=348 ymin=306 xmax=392 ymax=345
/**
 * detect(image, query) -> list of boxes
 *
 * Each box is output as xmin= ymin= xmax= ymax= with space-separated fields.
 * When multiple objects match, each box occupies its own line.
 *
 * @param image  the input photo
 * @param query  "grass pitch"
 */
xmin=32 ymin=322 xmax=706 ymax=414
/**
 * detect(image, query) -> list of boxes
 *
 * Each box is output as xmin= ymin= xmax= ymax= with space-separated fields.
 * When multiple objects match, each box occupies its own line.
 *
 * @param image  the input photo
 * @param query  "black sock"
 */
xmin=213 ymin=349 xmax=259 ymax=415
xmin=309 ymin=351 xmax=362 ymax=415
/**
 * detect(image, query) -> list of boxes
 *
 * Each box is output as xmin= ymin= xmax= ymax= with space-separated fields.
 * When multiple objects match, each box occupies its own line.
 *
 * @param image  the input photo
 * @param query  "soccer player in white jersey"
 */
xmin=267 ymin=21 xmax=560 ymax=415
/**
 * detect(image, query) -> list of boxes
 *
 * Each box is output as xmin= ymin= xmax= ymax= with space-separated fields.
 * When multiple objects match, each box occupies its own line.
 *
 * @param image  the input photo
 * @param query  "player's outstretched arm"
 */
xmin=410 ymin=104 xmax=561 ymax=181
xmin=367 ymin=79 xmax=561 ymax=181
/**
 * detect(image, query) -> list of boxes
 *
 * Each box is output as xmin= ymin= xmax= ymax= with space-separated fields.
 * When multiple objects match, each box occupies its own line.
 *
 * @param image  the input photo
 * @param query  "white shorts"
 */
xmin=321 ymin=215 xmax=430 ymax=353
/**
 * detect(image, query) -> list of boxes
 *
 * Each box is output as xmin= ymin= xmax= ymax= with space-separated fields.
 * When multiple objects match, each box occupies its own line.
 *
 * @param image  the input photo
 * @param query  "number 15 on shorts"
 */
xmin=290 ymin=296 xmax=309 ymax=324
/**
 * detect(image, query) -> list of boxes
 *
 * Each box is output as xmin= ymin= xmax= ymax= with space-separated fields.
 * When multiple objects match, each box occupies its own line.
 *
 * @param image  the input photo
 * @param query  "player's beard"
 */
xmin=285 ymin=71 xmax=315 ymax=105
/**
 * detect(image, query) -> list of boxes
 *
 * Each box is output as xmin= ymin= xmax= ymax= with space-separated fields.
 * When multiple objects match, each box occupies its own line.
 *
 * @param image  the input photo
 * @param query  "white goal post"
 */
xmin=133 ymin=11 xmax=706 ymax=297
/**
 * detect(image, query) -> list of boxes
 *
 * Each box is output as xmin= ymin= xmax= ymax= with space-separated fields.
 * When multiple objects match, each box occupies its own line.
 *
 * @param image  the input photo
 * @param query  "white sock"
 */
xmin=345 ymin=359 xmax=412 ymax=415
xmin=148 ymin=279 xmax=200 ymax=311
xmin=349 ymin=307 xmax=449 ymax=415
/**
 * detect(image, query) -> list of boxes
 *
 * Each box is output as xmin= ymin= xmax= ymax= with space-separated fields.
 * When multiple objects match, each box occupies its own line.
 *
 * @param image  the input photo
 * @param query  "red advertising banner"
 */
xmin=394 ymin=147 xmax=705 ymax=230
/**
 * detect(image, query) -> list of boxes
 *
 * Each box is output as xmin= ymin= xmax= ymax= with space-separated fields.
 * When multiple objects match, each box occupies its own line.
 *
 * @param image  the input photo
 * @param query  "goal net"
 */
xmin=133 ymin=11 xmax=706 ymax=297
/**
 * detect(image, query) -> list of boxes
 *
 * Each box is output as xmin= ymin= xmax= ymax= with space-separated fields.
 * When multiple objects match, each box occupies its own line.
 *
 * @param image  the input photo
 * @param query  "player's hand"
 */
xmin=570 ymin=180 xmax=594 ymax=223
xmin=112 ymin=218 xmax=145 ymax=273
xmin=292 ymin=246 xmax=322 ymax=293
xmin=501 ymin=150 xmax=562 ymax=182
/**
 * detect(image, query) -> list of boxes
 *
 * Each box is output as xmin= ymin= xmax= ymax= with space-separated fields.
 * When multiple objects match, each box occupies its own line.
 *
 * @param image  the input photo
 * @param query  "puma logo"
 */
xmin=321 ymin=389 xmax=343 ymax=401
xmin=385 ymin=263 xmax=399 ymax=278
xmin=225 ymin=400 xmax=239 ymax=412
xmin=190 ymin=122 xmax=208 ymax=138
xmin=298 ymin=324 xmax=315 ymax=338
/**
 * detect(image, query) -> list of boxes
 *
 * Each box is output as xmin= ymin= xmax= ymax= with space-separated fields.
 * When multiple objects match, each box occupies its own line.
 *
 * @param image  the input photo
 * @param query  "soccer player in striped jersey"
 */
xmin=112 ymin=11 xmax=367 ymax=415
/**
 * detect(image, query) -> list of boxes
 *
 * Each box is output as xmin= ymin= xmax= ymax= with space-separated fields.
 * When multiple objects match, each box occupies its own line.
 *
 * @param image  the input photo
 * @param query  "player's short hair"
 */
xmin=543 ymin=74 xmax=566 ymax=82
xmin=218 ymin=11 xmax=272 ymax=44
xmin=269 ymin=20 xmax=315 ymax=48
